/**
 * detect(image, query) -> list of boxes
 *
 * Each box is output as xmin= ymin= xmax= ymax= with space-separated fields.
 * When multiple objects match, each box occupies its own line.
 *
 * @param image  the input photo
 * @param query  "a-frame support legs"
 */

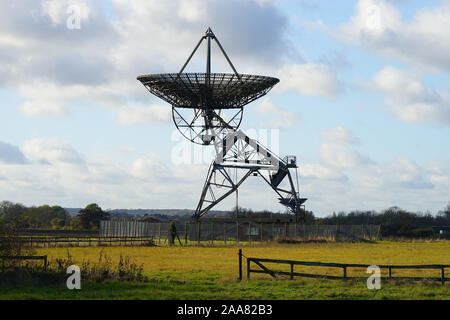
xmin=193 ymin=163 xmax=303 ymax=222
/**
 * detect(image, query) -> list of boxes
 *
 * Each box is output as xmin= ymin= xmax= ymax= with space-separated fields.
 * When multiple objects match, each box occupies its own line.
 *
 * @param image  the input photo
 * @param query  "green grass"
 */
xmin=1 ymin=241 xmax=450 ymax=300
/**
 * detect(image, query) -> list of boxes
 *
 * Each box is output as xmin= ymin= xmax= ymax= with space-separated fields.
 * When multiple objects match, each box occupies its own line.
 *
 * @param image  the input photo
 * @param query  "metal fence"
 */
xmin=100 ymin=220 xmax=380 ymax=242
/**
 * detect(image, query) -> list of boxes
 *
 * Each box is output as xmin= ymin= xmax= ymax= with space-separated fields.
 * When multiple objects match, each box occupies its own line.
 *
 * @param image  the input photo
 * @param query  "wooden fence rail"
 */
xmin=0 ymin=255 xmax=47 ymax=270
xmin=238 ymin=250 xmax=450 ymax=285
xmin=0 ymin=236 xmax=154 ymax=247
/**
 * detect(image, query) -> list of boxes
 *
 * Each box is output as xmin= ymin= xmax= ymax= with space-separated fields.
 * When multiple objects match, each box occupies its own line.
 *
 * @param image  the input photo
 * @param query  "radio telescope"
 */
xmin=138 ymin=27 xmax=306 ymax=221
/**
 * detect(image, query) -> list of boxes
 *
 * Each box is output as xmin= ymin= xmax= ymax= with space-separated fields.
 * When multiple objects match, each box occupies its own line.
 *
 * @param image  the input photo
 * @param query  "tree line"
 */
xmin=316 ymin=203 xmax=450 ymax=237
xmin=0 ymin=201 xmax=109 ymax=230
xmin=1 ymin=200 xmax=449 ymax=237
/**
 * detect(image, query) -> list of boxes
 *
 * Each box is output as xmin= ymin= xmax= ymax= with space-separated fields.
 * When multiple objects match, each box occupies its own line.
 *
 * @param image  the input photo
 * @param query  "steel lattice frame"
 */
xmin=194 ymin=163 xmax=306 ymax=220
xmin=172 ymin=107 xmax=243 ymax=145
xmin=193 ymin=129 xmax=306 ymax=220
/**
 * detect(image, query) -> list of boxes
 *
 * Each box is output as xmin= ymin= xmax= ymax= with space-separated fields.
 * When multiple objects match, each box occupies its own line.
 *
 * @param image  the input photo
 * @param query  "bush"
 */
xmin=0 ymin=221 xmax=36 ymax=270
xmin=53 ymin=249 xmax=146 ymax=283
xmin=0 ymin=249 xmax=147 ymax=287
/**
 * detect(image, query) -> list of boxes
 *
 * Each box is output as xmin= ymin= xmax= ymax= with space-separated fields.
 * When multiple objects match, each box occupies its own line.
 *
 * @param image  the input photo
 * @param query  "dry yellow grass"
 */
xmin=2 ymin=241 xmax=450 ymax=299
xmin=36 ymin=241 xmax=450 ymax=280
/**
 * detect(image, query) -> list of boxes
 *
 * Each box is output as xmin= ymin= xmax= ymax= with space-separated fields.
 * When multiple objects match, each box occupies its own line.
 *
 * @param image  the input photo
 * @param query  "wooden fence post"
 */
xmin=185 ymin=222 xmax=188 ymax=245
xmin=224 ymin=223 xmax=227 ymax=245
xmin=441 ymin=267 xmax=445 ymax=285
xmin=158 ymin=223 xmax=161 ymax=244
xmin=290 ymin=263 xmax=294 ymax=280
xmin=343 ymin=266 xmax=347 ymax=279
xmin=247 ymin=258 xmax=250 ymax=279
xmin=272 ymin=222 xmax=274 ymax=241
xmin=388 ymin=267 xmax=392 ymax=279
xmin=238 ymin=249 xmax=242 ymax=281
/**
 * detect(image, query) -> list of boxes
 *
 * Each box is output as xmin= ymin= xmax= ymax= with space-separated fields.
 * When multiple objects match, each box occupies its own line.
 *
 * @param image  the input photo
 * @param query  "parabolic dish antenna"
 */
xmin=137 ymin=28 xmax=279 ymax=145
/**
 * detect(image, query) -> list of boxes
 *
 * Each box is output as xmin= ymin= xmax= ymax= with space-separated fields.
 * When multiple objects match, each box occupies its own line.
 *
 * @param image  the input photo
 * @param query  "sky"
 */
xmin=0 ymin=0 xmax=449 ymax=216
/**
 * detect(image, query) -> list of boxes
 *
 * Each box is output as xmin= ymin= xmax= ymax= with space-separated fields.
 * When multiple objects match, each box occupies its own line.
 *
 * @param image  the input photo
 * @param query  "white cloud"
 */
xmin=0 ymin=0 xmax=297 ymax=118
xmin=22 ymin=138 xmax=84 ymax=165
xmin=117 ymin=104 xmax=172 ymax=125
xmin=253 ymin=98 xmax=299 ymax=128
xmin=129 ymin=152 xmax=171 ymax=181
xmin=83 ymin=162 xmax=130 ymax=185
xmin=370 ymin=66 xmax=450 ymax=124
xmin=320 ymin=126 xmax=360 ymax=145
xmin=335 ymin=0 xmax=450 ymax=72
xmin=275 ymin=63 xmax=341 ymax=98
xmin=300 ymin=19 xmax=328 ymax=32
xmin=300 ymin=163 xmax=348 ymax=181
xmin=20 ymin=100 xmax=69 ymax=117
xmin=384 ymin=157 xmax=433 ymax=189
xmin=119 ymin=146 xmax=135 ymax=154
xmin=0 ymin=138 xmax=205 ymax=208
xmin=0 ymin=136 xmax=447 ymax=215
xmin=427 ymin=160 xmax=450 ymax=198
xmin=318 ymin=126 xmax=372 ymax=169
xmin=319 ymin=143 xmax=373 ymax=169
xmin=298 ymin=155 xmax=444 ymax=215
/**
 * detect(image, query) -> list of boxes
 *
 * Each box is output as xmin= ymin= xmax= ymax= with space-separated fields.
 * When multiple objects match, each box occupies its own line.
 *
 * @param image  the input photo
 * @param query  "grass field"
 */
xmin=1 ymin=241 xmax=450 ymax=299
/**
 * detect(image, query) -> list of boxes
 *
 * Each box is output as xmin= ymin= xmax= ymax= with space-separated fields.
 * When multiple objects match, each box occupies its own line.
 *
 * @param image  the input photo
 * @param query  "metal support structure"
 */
xmin=193 ymin=129 xmax=306 ymax=222
xmin=179 ymin=27 xmax=240 ymax=79
xmin=138 ymin=27 xmax=307 ymax=223
xmin=206 ymin=29 xmax=211 ymax=78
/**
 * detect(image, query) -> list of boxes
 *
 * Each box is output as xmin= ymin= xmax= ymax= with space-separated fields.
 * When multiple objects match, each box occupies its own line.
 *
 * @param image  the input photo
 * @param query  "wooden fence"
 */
xmin=0 ymin=236 xmax=154 ymax=248
xmin=238 ymin=250 xmax=450 ymax=285
xmin=0 ymin=255 xmax=47 ymax=271
xmin=18 ymin=229 xmax=98 ymax=237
